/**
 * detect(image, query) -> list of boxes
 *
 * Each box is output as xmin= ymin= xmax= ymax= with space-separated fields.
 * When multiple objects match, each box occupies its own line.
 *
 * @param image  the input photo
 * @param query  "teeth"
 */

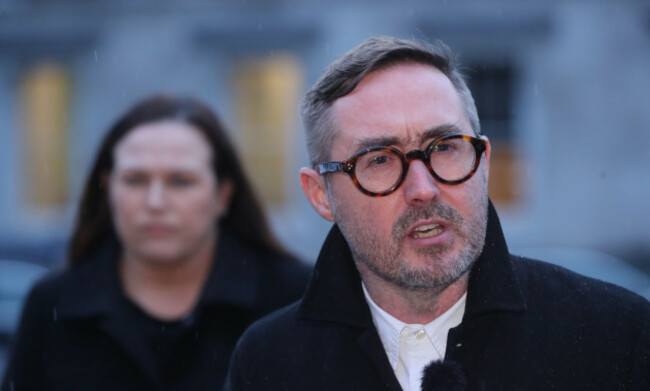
xmin=412 ymin=224 xmax=442 ymax=238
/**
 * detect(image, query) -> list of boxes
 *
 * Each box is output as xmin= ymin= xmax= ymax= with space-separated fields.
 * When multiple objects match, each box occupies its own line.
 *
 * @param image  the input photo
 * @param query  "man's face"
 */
xmin=324 ymin=63 xmax=490 ymax=291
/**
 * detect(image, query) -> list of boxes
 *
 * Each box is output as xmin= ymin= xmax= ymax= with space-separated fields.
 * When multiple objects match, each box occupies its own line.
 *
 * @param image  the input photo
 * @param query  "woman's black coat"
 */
xmin=1 ymin=232 xmax=311 ymax=391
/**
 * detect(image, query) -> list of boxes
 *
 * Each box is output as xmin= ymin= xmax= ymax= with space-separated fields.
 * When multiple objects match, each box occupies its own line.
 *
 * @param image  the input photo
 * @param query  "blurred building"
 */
xmin=0 ymin=0 xmax=649 ymax=270
xmin=2 ymin=0 xmax=650 ymax=380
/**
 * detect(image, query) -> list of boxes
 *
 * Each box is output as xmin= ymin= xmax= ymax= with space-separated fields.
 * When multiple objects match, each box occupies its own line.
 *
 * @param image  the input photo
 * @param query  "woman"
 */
xmin=2 ymin=95 xmax=311 ymax=391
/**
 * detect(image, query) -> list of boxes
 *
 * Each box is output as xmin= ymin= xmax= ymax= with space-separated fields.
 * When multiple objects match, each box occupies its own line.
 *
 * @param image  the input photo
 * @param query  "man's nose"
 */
xmin=145 ymin=180 xmax=166 ymax=209
xmin=401 ymin=160 xmax=440 ymax=205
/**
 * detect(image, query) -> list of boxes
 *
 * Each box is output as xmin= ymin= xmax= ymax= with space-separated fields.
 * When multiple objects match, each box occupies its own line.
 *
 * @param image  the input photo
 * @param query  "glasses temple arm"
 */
xmin=316 ymin=162 xmax=345 ymax=174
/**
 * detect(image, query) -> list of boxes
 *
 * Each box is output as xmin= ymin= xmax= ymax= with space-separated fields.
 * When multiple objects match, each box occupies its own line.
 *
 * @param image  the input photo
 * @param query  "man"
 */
xmin=224 ymin=37 xmax=649 ymax=390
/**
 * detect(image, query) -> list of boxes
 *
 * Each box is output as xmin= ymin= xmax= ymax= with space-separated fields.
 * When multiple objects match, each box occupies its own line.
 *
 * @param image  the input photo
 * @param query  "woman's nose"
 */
xmin=145 ymin=180 xmax=166 ymax=209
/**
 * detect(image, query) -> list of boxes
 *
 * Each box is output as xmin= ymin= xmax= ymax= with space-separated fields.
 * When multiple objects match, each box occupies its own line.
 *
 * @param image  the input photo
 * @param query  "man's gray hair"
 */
xmin=300 ymin=36 xmax=481 ymax=164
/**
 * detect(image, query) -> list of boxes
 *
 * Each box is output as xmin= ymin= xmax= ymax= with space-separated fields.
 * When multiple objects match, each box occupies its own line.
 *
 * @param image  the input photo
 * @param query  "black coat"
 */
xmin=1 ymin=232 xmax=311 ymax=391
xmin=225 ymin=203 xmax=650 ymax=390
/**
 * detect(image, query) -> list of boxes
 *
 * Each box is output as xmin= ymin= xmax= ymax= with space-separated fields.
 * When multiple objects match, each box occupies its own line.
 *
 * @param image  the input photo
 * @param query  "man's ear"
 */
xmin=300 ymin=167 xmax=335 ymax=222
xmin=481 ymin=135 xmax=491 ymax=180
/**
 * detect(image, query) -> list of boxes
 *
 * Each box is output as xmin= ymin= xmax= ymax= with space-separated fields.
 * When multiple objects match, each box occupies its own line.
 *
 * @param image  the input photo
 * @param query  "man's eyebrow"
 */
xmin=354 ymin=135 xmax=401 ymax=151
xmin=419 ymin=124 xmax=463 ymax=143
xmin=353 ymin=124 xmax=464 ymax=151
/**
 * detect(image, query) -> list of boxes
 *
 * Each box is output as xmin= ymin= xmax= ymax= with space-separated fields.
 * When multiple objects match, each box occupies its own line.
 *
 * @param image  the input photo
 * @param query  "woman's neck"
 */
xmin=119 ymin=237 xmax=217 ymax=321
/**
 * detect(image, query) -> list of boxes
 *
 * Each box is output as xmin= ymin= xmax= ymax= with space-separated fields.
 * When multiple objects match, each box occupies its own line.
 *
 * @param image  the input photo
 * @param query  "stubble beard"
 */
xmin=333 ymin=185 xmax=488 ymax=292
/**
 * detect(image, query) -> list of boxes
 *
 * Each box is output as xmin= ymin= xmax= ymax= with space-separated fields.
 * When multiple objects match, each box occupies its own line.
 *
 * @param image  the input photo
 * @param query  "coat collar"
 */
xmin=54 ymin=231 xmax=263 ymax=385
xmin=298 ymin=200 xmax=526 ymax=327
xmin=464 ymin=201 xmax=526 ymax=316
xmin=57 ymin=230 xmax=261 ymax=319
xmin=199 ymin=232 xmax=261 ymax=308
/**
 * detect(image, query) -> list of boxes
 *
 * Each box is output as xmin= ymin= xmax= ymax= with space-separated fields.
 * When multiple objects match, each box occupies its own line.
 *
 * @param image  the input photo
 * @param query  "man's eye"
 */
xmin=368 ymin=154 xmax=392 ymax=166
xmin=434 ymin=143 xmax=453 ymax=152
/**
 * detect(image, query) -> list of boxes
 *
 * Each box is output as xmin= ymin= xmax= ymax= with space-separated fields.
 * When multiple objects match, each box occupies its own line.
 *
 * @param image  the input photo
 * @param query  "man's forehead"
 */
xmin=356 ymin=61 xmax=447 ymax=89
xmin=327 ymin=62 xmax=468 ymax=151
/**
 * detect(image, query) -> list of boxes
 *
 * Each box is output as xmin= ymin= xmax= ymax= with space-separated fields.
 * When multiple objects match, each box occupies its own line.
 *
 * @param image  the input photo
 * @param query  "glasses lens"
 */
xmin=430 ymin=137 xmax=477 ymax=181
xmin=355 ymin=149 xmax=403 ymax=193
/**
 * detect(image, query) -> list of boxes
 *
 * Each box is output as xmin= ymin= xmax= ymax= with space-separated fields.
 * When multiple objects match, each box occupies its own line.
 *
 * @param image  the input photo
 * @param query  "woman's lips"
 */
xmin=142 ymin=224 xmax=173 ymax=235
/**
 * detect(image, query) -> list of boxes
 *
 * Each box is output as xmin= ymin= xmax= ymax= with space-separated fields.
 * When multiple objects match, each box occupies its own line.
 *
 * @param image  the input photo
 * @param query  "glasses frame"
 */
xmin=316 ymin=133 xmax=487 ymax=197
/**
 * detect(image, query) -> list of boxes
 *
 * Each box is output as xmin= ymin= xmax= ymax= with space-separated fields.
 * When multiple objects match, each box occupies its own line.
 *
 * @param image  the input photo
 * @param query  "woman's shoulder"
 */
xmin=13 ymin=268 xmax=71 ymax=328
xmin=264 ymin=254 xmax=312 ymax=286
xmin=24 ymin=268 xmax=71 ymax=302
xmin=22 ymin=251 xmax=119 ymax=319
xmin=221 ymin=232 xmax=311 ymax=275
xmin=222 ymin=234 xmax=313 ymax=309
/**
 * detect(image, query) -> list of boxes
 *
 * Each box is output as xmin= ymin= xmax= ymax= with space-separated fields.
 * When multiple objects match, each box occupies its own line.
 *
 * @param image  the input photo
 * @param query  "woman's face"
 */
xmin=108 ymin=120 xmax=232 ymax=267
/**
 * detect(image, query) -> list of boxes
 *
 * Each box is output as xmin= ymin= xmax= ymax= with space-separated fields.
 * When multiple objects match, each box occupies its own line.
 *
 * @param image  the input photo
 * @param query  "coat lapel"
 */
xmin=298 ymin=226 xmax=369 ymax=328
xmin=57 ymin=243 xmax=161 ymax=386
xmin=356 ymin=328 xmax=404 ymax=391
xmin=444 ymin=201 xmax=526 ymax=378
xmin=199 ymin=232 xmax=260 ymax=309
xmin=463 ymin=201 xmax=526 ymax=317
xmin=298 ymin=226 xmax=402 ymax=389
xmin=96 ymin=303 xmax=161 ymax=386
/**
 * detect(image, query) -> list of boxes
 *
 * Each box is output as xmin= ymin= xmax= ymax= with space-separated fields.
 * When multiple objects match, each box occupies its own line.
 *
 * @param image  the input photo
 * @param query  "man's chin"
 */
xmin=391 ymin=270 xmax=460 ymax=291
xmin=399 ymin=247 xmax=455 ymax=270
xmin=393 ymin=256 xmax=472 ymax=290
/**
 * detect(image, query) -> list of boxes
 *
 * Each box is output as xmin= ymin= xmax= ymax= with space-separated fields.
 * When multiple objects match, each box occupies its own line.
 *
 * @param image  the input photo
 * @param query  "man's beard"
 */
xmin=334 ymin=192 xmax=488 ymax=292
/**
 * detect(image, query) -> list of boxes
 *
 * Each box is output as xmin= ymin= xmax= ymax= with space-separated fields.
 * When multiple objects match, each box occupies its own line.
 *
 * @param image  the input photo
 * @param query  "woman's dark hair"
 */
xmin=69 ymin=94 xmax=290 ymax=266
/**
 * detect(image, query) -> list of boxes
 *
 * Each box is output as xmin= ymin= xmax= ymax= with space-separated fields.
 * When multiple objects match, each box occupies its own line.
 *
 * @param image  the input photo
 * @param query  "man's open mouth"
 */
xmin=410 ymin=223 xmax=443 ymax=239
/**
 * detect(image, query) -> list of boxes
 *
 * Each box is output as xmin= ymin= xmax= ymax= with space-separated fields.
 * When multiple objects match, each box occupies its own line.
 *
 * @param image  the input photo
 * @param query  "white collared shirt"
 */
xmin=363 ymin=283 xmax=466 ymax=391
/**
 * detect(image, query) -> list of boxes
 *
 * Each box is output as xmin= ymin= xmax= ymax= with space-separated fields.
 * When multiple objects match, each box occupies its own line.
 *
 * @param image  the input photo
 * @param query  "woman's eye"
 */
xmin=123 ymin=175 xmax=147 ymax=186
xmin=169 ymin=176 xmax=194 ymax=187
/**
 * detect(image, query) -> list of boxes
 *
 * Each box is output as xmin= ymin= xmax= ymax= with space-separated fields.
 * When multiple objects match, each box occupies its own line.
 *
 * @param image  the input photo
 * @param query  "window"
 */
xmin=19 ymin=62 xmax=71 ymax=210
xmin=466 ymin=64 xmax=522 ymax=205
xmin=233 ymin=54 xmax=302 ymax=206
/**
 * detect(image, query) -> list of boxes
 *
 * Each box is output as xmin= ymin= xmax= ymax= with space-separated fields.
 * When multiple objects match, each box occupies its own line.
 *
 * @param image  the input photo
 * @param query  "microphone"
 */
xmin=420 ymin=360 xmax=467 ymax=391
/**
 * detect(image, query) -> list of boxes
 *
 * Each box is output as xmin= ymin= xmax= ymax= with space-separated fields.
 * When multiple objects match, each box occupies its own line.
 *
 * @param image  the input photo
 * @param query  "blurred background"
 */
xmin=1 ymin=0 xmax=650 ymax=378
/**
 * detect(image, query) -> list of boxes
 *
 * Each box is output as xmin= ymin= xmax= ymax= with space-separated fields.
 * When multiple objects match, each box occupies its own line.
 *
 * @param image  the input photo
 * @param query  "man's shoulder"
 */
xmin=511 ymin=255 xmax=650 ymax=317
xmin=226 ymin=298 xmax=394 ymax=391
xmin=236 ymin=300 xmax=303 ymax=347
xmin=232 ymin=296 xmax=361 ymax=362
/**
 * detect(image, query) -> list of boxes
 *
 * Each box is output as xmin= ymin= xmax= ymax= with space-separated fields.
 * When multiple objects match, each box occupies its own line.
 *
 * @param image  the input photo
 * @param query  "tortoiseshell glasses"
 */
xmin=316 ymin=133 xmax=487 ymax=197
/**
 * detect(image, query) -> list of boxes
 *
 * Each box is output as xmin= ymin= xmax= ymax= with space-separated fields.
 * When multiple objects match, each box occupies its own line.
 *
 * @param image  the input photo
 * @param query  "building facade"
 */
xmin=0 ymin=0 xmax=649 ymax=268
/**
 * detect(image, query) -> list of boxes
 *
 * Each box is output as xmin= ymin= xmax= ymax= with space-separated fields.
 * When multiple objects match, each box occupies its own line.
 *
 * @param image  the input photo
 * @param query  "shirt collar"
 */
xmin=362 ymin=283 xmax=466 ymax=369
xmin=362 ymin=283 xmax=404 ymax=368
